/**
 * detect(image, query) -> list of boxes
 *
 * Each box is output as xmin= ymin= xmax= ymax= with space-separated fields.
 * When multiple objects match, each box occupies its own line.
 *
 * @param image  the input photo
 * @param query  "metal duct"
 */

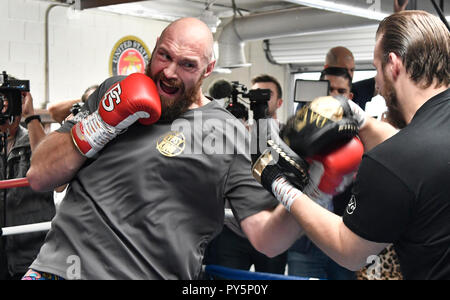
xmin=216 ymin=7 xmax=378 ymax=68
xmin=266 ymin=25 xmax=378 ymax=68
xmin=285 ymin=0 xmax=420 ymax=19
xmin=284 ymin=0 xmax=393 ymax=20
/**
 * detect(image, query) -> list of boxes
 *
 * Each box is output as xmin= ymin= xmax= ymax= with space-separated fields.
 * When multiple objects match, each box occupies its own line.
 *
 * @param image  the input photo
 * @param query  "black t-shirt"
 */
xmin=343 ymin=88 xmax=450 ymax=280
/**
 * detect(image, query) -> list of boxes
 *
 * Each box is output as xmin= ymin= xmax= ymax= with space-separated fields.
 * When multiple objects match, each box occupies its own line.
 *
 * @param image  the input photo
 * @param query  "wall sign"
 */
xmin=109 ymin=36 xmax=151 ymax=76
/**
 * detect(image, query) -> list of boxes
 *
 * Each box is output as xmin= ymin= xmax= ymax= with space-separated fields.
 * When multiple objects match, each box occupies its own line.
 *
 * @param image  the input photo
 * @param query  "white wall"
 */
xmin=0 ymin=0 xmax=289 ymax=121
xmin=204 ymin=40 xmax=289 ymax=122
xmin=0 ymin=0 xmax=169 ymax=109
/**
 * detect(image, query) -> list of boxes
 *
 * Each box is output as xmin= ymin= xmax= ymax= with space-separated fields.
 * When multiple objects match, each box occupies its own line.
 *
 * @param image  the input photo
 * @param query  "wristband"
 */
xmin=71 ymin=111 xmax=118 ymax=158
xmin=24 ymin=115 xmax=41 ymax=125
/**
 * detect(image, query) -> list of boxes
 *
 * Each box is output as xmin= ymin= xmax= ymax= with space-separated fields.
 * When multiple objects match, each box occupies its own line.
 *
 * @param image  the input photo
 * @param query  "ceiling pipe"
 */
xmin=74 ymin=0 xmax=146 ymax=10
xmin=216 ymin=7 xmax=378 ymax=69
xmin=44 ymin=3 xmax=70 ymax=108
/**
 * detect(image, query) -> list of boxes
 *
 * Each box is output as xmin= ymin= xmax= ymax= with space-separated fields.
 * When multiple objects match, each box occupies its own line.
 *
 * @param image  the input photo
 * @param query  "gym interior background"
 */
xmin=0 ymin=0 xmax=448 ymax=126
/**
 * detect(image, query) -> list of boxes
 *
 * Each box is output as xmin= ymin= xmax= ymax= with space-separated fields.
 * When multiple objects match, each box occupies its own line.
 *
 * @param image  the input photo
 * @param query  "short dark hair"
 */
xmin=81 ymin=85 xmax=99 ymax=103
xmin=320 ymin=67 xmax=352 ymax=89
xmin=251 ymin=74 xmax=282 ymax=99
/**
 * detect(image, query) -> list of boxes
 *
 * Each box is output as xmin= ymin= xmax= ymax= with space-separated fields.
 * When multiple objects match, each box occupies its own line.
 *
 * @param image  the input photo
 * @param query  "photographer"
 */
xmin=0 ymin=90 xmax=55 ymax=280
xmin=205 ymin=74 xmax=287 ymax=275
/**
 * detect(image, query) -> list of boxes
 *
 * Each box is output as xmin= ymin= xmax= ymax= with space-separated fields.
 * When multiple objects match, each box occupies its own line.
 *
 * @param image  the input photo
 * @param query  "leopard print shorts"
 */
xmin=356 ymin=244 xmax=403 ymax=280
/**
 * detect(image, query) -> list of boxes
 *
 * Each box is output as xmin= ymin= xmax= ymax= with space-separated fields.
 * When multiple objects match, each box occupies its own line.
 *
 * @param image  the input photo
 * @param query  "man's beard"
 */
xmin=382 ymin=71 xmax=407 ymax=129
xmin=146 ymin=66 xmax=204 ymax=122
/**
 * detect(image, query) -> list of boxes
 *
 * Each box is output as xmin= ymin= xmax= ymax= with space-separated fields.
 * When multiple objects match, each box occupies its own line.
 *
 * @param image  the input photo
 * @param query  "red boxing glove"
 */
xmin=304 ymin=137 xmax=364 ymax=209
xmin=71 ymin=73 xmax=161 ymax=157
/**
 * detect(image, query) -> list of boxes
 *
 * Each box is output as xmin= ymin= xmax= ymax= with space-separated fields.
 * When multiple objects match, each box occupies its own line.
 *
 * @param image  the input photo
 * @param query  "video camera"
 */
xmin=0 ymin=71 xmax=30 ymax=124
xmin=210 ymin=80 xmax=271 ymax=121
xmin=234 ymin=82 xmax=272 ymax=121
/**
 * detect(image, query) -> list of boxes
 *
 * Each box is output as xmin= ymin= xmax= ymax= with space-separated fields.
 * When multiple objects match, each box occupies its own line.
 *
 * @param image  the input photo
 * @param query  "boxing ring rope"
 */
xmin=1 ymin=222 xmax=52 ymax=237
xmin=0 ymin=178 xmax=319 ymax=280
xmin=224 ymin=208 xmax=234 ymax=220
xmin=0 ymin=177 xmax=52 ymax=237
xmin=204 ymin=209 xmax=322 ymax=280
xmin=0 ymin=177 xmax=30 ymax=189
xmin=203 ymin=265 xmax=318 ymax=280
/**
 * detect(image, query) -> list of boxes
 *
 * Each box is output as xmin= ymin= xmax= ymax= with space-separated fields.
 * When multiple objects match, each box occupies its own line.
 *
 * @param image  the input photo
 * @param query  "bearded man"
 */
xmin=24 ymin=18 xmax=286 ymax=280
xmin=260 ymin=11 xmax=449 ymax=280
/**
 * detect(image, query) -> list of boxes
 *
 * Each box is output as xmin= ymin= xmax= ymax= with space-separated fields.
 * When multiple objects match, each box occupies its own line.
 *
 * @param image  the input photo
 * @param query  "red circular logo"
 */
xmin=117 ymin=49 xmax=146 ymax=75
xmin=110 ymin=36 xmax=151 ymax=76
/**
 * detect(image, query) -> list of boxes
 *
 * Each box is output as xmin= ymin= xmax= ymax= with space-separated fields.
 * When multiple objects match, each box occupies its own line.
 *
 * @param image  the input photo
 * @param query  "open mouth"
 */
xmin=159 ymin=80 xmax=180 ymax=95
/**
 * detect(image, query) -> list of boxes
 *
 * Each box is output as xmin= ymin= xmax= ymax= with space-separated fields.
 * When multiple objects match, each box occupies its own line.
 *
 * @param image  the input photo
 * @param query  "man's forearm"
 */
xmin=48 ymin=99 xmax=80 ymax=123
xmin=358 ymin=117 xmax=399 ymax=152
xmin=289 ymin=194 xmax=388 ymax=271
xmin=242 ymin=204 xmax=304 ymax=258
xmin=26 ymin=118 xmax=47 ymax=152
xmin=27 ymin=131 xmax=86 ymax=192
xmin=347 ymin=100 xmax=398 ymax=152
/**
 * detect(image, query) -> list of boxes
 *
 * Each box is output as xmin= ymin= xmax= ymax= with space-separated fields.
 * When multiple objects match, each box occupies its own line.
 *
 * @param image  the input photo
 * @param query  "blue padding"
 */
xmin=204 ymin=264 xmax=315 ymax=280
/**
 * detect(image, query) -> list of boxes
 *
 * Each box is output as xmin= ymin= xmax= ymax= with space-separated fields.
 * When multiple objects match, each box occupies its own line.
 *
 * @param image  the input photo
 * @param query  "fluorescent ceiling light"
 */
xmin=98 ymin=2 xmax=221 ymax=32
xmin=287 ymin=0 xmax=388 ymax=21
xmin=98 ymin=3 xmax=179 ymax=22
xmin=212 ymin=67 xmax=232 ymax=74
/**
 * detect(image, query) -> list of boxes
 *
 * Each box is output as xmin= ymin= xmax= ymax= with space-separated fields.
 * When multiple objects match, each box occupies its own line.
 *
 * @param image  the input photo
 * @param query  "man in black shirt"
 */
xmin=250 ymin=11 xmax=449 ymax=280
xmin=341 ymin=11 xmax=449 ymax=279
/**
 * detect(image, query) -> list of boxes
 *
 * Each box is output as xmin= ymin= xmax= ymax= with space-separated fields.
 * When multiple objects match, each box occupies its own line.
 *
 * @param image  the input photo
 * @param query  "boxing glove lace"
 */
xmin=71 ymin=73 xmax=161 ymax=157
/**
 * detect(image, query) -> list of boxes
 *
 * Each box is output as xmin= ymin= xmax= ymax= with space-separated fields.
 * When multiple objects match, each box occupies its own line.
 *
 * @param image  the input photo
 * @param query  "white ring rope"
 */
xmin=224 ymin=208 xmax=234 ymax=220
xmin=0 ymin=177 xmax=52 ymax=237
xmin=0 ymin=209 xmax=235 ymax=237
xmin=1 ymin=221 xmax=51 ymax=237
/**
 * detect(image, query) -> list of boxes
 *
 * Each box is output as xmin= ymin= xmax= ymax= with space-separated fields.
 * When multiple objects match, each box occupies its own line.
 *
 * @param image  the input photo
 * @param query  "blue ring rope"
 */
xmin=204 ymin=264 xmax=318 ymax=280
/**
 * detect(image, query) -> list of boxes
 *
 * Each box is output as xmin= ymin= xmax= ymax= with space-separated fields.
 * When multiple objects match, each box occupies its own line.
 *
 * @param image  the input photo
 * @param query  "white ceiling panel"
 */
xmin=68 ymin=0 xmax=449 ymax=68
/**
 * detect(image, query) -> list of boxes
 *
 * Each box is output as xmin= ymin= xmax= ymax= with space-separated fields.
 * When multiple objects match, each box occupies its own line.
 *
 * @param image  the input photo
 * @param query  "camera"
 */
xmin=0 ymin=71 xmax=30 ymax=124
xmin=226 ymin=81 xmax=271 ymax=121
xmin=70 ymin=102 xmax=84 ymax=116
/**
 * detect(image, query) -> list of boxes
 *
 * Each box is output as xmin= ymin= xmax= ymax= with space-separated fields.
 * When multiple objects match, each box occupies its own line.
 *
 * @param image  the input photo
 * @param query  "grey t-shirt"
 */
xmin=30 ymin=76 xmax=278 ymax=279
